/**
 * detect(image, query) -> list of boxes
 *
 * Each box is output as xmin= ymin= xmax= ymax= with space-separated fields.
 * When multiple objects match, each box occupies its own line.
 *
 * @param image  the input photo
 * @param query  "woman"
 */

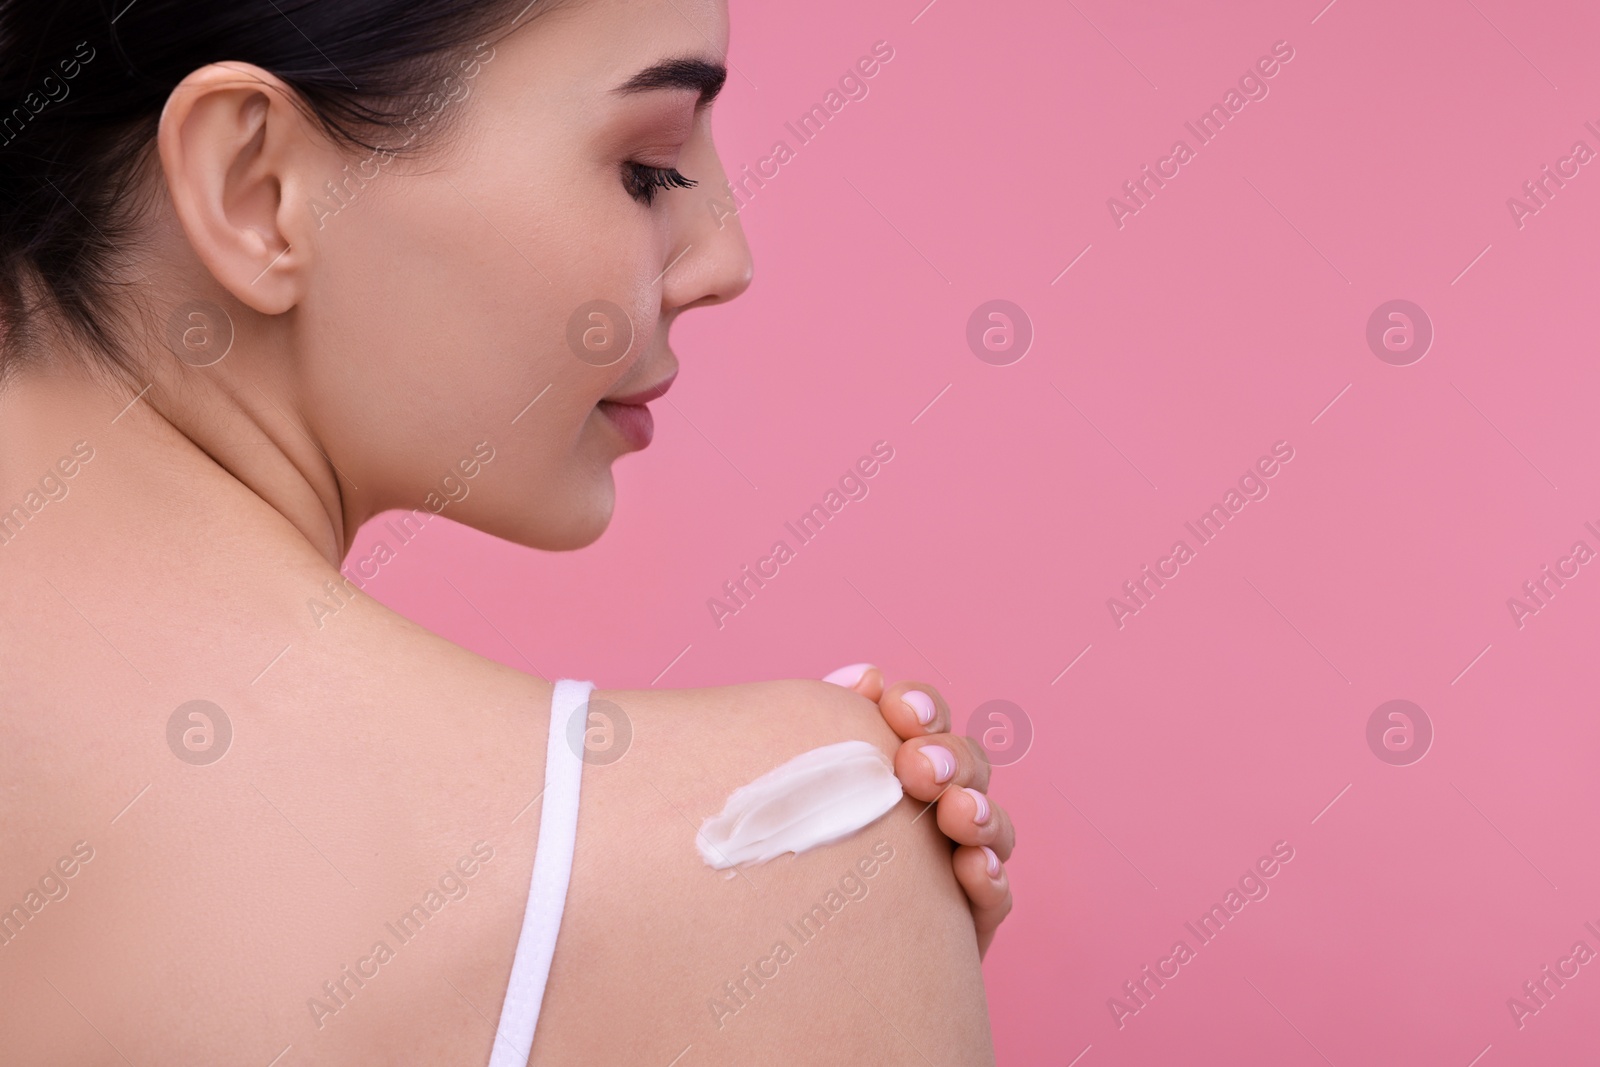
xmin=0 ymin=0 xmax=1015 ymax=1062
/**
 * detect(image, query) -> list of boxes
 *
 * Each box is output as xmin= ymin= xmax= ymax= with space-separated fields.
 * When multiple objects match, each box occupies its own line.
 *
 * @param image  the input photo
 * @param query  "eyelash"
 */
xmin=622 ymin=162 xmax=698 ymax=205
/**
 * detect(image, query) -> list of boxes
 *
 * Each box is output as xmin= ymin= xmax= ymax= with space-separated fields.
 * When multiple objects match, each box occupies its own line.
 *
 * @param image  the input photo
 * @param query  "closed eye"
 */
xmin=622 ymin=162 xmax=698 ymax=206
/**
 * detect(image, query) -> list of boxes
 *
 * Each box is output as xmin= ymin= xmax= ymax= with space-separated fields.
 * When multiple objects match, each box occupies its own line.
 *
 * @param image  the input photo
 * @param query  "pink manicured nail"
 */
xmin=822 ymin=663 xmax=874 ymax=688
xmin=903 ymin=690 xmax=935 ymax=725
xmin=965 ymin=787 xmax=991 ymax=825
xmin=981 ymin=845 xmax=1001 ymax=878
xmin=922 ymin=744 xmax=956 ymax=783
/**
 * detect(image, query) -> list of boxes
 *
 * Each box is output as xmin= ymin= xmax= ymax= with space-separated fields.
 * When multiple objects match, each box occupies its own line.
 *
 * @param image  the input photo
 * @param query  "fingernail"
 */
xmin=822 ymin=663 xmax=874 ymax=688
xmin=981 ymin=845 xmax=1001 ymax=878
xmin=922 ymin=744 xmax=956 ymax=784
xmin=965 ymin=787 xmax=990 ymax=825
xmin=903 ymin=690 xmax=935 ymax=725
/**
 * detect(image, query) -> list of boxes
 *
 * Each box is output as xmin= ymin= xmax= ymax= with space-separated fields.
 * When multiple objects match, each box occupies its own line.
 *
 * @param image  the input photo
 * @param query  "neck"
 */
xmin=0 ymin=353 xmax=352 ymax=569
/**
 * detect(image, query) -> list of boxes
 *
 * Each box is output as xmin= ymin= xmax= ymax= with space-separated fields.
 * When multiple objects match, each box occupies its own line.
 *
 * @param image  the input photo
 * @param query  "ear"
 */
xmin=157 ymin=62 xmax=326 ymax=316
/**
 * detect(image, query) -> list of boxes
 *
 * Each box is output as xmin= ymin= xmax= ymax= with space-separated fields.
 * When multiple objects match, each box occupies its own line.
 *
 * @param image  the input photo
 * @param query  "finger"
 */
xmin=935 ymin=786 xmax=1015 ymax=860
xmin=894 ymin=734 xmax=992 ymax=802
xmin=876 ymin=680 xmax=949 ymax=738
xmin=821 ymin=663 xmax=884 ymax=703
xmin=953 ymin=845 xmax=1012 ymax=960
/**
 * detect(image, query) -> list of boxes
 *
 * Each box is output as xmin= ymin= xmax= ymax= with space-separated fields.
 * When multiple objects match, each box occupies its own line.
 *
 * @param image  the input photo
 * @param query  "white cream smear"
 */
xmin=697 ymin=740 xmax=904 ymax=870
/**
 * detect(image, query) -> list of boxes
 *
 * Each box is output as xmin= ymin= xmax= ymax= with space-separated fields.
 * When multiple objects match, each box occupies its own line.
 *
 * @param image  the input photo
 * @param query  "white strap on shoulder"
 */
xmin=487 ymin=678 xmax=596 ymax=1067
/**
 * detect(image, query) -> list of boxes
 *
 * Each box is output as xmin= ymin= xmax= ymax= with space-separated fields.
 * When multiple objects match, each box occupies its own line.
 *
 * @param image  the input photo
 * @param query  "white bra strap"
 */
xmin=487 ymin=678 xmax=596 ymax=1067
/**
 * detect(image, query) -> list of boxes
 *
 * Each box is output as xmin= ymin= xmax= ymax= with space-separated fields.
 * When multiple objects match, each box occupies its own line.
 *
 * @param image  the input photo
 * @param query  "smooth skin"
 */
xmin=0 ymin=0 xmax=1011 ymax=1062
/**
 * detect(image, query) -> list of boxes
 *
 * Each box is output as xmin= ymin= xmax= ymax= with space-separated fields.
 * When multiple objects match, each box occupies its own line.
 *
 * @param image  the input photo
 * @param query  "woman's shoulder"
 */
xmin=535 ymin=673 xmax=987 ymax=1064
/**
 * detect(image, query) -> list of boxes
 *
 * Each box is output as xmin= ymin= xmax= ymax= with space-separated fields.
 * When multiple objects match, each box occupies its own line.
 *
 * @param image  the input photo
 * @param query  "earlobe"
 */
xmin=157 ymin=63 xmax=315 ymax=316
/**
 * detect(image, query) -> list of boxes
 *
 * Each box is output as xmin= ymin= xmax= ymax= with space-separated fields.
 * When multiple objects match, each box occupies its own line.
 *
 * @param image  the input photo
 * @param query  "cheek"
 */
xmin=315 ymin=170 xmax=626 ymax=411
xmin=308 ymin=203 xmax=545 ymax=431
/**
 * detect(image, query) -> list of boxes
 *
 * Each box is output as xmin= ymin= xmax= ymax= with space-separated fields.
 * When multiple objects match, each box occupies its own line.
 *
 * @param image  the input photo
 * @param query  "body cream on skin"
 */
xmin=697 ymin=740 xmax=904 ymax=870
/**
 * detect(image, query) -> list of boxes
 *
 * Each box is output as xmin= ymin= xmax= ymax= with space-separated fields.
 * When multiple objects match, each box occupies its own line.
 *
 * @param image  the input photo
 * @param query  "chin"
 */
xmin=521 ymin=477 xmax=616 ymax=552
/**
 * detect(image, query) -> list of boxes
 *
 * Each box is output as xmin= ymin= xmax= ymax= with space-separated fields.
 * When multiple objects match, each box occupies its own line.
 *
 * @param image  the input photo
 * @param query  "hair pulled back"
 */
xmin=0 ymin=0 xmax=553 ymax=376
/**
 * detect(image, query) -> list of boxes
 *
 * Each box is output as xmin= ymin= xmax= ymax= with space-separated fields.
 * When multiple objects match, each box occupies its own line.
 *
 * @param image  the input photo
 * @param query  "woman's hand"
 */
xmin=823 ymin=663 xmax=1015 ymax=959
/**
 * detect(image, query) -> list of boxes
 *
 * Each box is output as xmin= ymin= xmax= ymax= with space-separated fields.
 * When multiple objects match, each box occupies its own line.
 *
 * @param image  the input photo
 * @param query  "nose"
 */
xmin=660 ymin=128 xmax=754 ymax=312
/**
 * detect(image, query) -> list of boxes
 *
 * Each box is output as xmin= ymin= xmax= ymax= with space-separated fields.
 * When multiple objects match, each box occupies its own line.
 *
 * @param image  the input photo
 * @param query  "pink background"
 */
xmin=353 ymin=2 xmax=1600 ymax=1063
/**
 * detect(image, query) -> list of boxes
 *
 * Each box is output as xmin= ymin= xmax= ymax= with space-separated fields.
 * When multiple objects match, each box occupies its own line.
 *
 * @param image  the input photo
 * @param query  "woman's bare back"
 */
xmin=0 ymin=453 xmax=991 ymax=1064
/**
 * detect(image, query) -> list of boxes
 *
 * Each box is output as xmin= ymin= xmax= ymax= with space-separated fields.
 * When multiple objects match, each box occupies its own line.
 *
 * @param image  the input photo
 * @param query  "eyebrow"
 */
xmin=613 ymin=57 xmax=728 ymax=107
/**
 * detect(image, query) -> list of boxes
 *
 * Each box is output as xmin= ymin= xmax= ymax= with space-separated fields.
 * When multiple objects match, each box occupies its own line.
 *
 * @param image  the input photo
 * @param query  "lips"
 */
xmin=604 ymin=368 xmax=677 ymax=406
